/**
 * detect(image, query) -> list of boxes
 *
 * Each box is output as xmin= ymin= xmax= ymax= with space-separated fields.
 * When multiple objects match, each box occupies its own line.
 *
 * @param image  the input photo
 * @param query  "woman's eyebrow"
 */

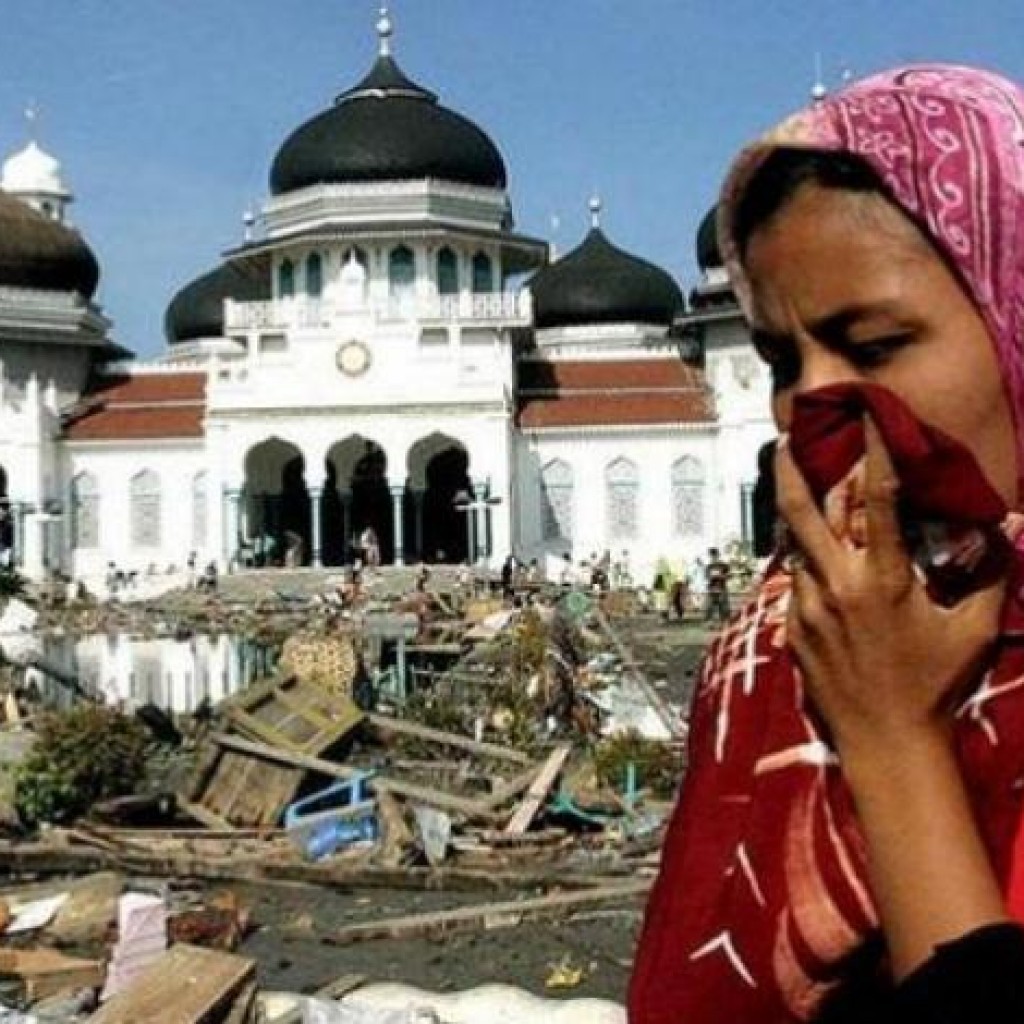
xmin=805 ymin=300 xmax=906 ymax=340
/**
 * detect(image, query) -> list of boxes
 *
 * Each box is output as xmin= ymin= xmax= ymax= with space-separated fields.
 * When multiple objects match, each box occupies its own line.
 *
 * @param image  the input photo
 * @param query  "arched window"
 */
xmin=671 ymin=456 xmax=705 ymax=537
xmin=72 ymin=472 xmax=99 ymax=549
xmin=471 ymin=252 xmax=494 ymax=293
xmin=605 ymin=457 xmax=640 ymax=539
xmin=388 ymin=246 xmax=416 ymax=298
xmin=339 ymin=248 xmax=369 ymax=306
xmin=305 ymin=252 xmax=323 ymax=298
xmin=130 ymin=470 xmax=161 ymax=548
xmin=541 ymin=459 xmax=573 ymax=542
xmin=192 ymin=472 xmax=208 ymax=549
xmin=437 ymin=247 xmax=459 ymax=296
xmin=278 ymin=258 xmax=295 ymax=299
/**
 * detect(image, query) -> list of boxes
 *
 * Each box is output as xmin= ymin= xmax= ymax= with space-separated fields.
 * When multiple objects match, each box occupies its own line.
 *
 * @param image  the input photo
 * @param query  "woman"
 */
xmin=629 ymin=66 xmax=1024 ymax=1023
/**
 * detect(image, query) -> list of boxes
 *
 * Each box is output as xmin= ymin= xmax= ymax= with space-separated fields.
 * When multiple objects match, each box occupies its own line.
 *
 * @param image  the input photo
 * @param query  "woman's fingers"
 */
xmin=775 ymin=440 xmax=842 ymax=577
xmin=863 ymin=415 xmax=911 ymax=580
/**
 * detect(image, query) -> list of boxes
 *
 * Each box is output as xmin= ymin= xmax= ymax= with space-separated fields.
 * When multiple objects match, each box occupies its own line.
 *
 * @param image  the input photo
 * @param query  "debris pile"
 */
xmin=0 ymin=566 xmax=705 ymax=1020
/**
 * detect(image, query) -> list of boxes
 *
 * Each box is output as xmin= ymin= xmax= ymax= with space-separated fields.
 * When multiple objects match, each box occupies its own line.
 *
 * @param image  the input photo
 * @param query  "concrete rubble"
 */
xmin=0 ymin=562 xmax=718 ymax=1022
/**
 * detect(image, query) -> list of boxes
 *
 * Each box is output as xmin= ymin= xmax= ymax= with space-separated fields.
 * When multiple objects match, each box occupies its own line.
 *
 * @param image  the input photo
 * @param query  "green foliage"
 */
xmin=592 ymin=730 xmax=679 ymax=800
xmin=0 ymin=571 xmax=26 ymax=598
xmin=16 ymin=705 xmax=149 ymax=826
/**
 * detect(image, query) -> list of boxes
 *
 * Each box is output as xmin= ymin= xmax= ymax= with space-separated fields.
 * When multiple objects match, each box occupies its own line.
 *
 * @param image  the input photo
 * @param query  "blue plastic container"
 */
xmin=284 ymin=773 xmax=378 ymax=861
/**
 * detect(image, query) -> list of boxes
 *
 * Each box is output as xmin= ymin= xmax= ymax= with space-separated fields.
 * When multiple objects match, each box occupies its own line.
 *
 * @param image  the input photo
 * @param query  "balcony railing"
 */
xmin=224 ymin=291 xmax=531 ymax=332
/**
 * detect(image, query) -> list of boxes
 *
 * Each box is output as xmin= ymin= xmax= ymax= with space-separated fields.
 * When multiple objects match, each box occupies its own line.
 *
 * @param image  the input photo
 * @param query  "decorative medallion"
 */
xmin=336 ymin=340 xmax=371 ymax=377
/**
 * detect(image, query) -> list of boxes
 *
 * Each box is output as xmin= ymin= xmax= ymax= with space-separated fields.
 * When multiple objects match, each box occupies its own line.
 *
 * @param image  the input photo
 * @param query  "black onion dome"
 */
xmin=270 ymin=54 xmax=507 ymax=194
xmin=0 ymin=191 xmax=99 ymax=298
xmin=696 ymin=205 xmax=722 ymax=269
xmin=165 ymin=263 xmax=269 ymax=344
xmin=530 ymin=228 xmax=683 ymax=330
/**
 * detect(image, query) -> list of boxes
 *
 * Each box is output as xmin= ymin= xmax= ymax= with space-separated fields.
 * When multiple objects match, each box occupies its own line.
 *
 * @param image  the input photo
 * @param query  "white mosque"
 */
xmin=0 ymin=10 xmax=776 ymax=588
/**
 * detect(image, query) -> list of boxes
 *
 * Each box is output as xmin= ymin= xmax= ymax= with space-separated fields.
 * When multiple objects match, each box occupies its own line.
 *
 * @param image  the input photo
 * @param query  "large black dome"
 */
xmin=165 ymin=263 xmax=269 ymax=344
xmin=0 ymin=191 xmax=98 ymax=298
xmin=530 ymin=228 xmax=683 ymax=330
xmin=270 ymin=54 xmax=507 ymax=195
xmin=696 ymin=205 xmax=722 ymax=269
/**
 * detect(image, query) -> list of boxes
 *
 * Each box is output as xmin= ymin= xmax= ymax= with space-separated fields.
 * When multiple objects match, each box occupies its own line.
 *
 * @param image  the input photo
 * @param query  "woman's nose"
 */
xmin=775 ymin=342 xmax=858 ymax=427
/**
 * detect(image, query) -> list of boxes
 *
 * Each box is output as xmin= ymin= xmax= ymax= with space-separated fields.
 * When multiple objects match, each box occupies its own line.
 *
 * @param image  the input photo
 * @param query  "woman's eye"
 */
xmin=849 ymin=335 xmax=911 ymax=368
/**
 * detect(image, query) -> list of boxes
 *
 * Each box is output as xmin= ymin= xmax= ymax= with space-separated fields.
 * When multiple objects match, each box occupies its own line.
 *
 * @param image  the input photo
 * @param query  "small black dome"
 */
xmin=0 ymin=192 xmax=99 ymax=298
xmin=696 ymin=205 xmax=722 ymax=269
xmin=270 ymin=54 xmax=507 ymax=195
xmin=165 ymin=263 xmax=269 ymax=344
xmin=530 ymin=228 xmax=683 ymax=330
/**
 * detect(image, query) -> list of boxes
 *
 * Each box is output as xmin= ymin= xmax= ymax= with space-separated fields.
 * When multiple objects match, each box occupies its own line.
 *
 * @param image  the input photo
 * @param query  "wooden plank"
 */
xmin=225 ymin=706 xmax=305 ymax=753
xmin=210 ymin=734 xmax=501 ymax=821
xmin=89 ymin=944 xmax=256 ymax=1024
xmin=323 ymin=880 xmax=651 ymax=946
xmin=504 ymin=744 xmax=571 ymax=835
xmin=367 ymin=713 xmax=532 ymax=766
xmin=179 ymin=797 xmax=236 ymax=832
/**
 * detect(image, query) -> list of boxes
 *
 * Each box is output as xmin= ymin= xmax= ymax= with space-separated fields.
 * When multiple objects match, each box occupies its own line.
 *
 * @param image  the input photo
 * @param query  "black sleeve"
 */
xmin=892 ymin=922 xmax=1024 ymax=1023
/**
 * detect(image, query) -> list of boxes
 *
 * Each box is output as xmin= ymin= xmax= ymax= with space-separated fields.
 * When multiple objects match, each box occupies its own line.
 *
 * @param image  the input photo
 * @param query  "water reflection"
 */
xmin=36 ymin=633 xmax=280 ymax=712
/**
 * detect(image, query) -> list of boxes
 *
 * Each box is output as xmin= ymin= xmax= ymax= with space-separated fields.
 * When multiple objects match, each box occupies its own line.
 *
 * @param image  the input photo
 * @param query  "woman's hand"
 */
xmin=778 ymin=416 xmax=1012 ymax=979
xmin=777 ymin=416 xmax=1005 ymax=760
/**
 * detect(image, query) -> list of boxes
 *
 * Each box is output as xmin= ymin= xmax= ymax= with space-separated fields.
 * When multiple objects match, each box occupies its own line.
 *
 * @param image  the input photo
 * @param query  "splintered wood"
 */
xmin=185 ymin=676 xmax=364 ymax=827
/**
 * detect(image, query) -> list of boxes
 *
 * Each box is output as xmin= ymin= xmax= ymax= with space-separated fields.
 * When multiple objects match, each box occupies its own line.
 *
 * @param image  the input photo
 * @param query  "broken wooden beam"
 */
xmin=504 ymin=744 xmax=571 ymax=835
xmin=366 ymin=713 xmax=532 ymax=766
xmin=323 ymin=879 xmax=651 ymax=946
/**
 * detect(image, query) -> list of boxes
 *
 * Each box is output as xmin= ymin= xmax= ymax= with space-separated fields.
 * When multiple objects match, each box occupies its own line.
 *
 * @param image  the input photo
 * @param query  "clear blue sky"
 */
xmin=2 ymin=0 xmax=1022 ymax=356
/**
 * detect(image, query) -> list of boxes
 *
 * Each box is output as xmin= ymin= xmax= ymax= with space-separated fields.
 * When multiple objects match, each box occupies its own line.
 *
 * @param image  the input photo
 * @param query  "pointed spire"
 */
xmin=811 ymin=52 xmax=827 ymax=103
xmin=377 ymin=5 xmax=394 ymax=58
xmin=24 ymin=101 xmax=40 ymax=141
xmin=589 ymin=194 xmax=603 ymax=230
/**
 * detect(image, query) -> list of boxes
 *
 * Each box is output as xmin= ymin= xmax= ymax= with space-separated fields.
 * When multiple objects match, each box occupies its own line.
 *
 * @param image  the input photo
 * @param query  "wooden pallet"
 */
xmin=184 ymin=676 xmax=365 ymax=828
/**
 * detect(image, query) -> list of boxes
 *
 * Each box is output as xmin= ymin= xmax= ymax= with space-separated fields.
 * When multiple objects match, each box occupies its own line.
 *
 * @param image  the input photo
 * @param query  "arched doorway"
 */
xmin=407 ymin=434 xmax=471 ymax=564
xmin=242 ymin=439 xmax=311 ymax=566
xmin=326 ymin=436 xmax=393 ymax=565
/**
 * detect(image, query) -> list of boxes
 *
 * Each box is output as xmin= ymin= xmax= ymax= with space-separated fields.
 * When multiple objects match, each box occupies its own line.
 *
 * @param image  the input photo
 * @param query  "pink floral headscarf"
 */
xmin=719 ymin=64 xmax=1024 ymax=488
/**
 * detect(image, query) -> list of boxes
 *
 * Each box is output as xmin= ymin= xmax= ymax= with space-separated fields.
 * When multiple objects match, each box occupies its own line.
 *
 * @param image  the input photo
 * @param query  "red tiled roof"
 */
xmin=517 ymin=358 xmax=714 ymax=429
xmin=63 ymin=372 xmax=206 ymax=441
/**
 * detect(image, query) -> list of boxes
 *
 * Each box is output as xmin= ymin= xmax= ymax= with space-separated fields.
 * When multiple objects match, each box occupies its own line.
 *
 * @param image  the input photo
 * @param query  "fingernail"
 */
xmin=777 ymin=432 xmax=790 ymax=450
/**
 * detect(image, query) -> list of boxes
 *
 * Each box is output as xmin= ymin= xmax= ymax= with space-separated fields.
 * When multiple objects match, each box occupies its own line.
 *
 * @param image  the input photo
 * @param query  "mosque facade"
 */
xmin=0 ymin=12 xmax=775 ymax=588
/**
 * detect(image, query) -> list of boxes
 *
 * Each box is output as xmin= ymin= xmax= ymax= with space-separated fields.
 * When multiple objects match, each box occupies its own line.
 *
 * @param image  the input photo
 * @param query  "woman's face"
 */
xmin=742 ymin=181 xmax=1018 ymax=505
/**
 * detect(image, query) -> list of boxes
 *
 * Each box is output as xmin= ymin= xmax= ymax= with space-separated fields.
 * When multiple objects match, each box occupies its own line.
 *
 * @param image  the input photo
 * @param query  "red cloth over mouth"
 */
xmin=789 ymin=382 xmax=1008 ymax=525
xmin=629 ymin=383 xmax=1024 ymax=1024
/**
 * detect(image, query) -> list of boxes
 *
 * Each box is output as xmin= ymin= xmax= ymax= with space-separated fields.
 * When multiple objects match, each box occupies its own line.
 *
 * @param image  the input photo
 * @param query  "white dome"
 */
xmin=1 ymin=141 xmax=70 ymax=198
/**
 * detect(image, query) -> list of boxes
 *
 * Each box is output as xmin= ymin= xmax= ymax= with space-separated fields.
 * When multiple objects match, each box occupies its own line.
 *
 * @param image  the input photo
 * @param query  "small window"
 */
xmin=306 ymin=252 xmax=323 ymax=298
xmin=437 ymin=248 xmax=459 ymax=296
xmin=72 ymin=472 xmax=99 ymax=549
xmin=278 ymin=259 xmax=295 ymax=299
xmin=130 ymin=470 xmax=161 ymax=548
xmin=471 ymin=253 xmax=494 ymax=293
